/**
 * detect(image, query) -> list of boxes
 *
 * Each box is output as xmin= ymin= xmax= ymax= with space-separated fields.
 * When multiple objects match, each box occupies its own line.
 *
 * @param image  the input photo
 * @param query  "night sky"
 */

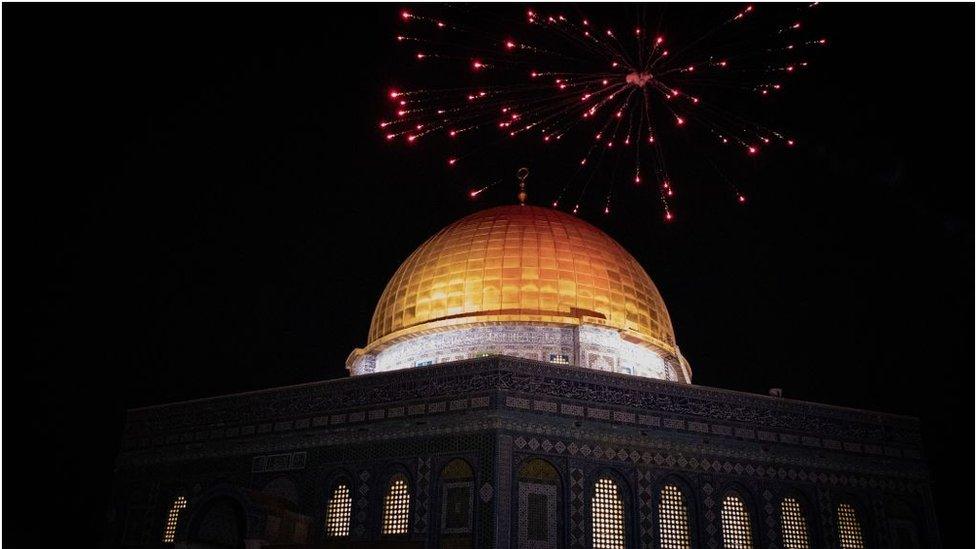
xmin=6 ymin=4 xmax=972 ymax=546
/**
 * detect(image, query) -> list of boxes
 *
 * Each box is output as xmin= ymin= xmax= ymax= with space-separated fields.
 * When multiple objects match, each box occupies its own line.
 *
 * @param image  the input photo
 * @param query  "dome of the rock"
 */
xmin=347 ymin=205 xmax=691 ymax=382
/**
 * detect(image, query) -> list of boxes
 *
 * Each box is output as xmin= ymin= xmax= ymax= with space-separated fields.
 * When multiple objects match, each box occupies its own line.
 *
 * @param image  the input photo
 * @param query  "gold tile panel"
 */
xmin=368 ymin=205 xmax=676 ymax=354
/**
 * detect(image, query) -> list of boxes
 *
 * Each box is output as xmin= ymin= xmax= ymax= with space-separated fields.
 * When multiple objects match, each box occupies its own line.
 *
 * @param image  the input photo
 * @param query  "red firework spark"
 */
xmin=382 ymin=4 xmax=827 ymax=221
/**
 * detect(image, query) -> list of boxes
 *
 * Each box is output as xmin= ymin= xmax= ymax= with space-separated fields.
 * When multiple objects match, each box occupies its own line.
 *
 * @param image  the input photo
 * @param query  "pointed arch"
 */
xmin=186 ymin=496 xmax=246 ymax=548
xmin=887 ymin=497 xmax=921 ymax=548
xmin=516 ymin=458 xmax=561 ymax=549
xmin=440 ymin=458 xmax=475 ymax=538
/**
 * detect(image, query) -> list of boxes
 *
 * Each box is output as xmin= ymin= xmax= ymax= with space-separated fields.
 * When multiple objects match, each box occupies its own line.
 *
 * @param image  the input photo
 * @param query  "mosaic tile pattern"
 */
xmin=479 ymin=482 xmax=494 ymax=503
xmin=113 ymin=358 xmax=939 ymax=547
xmin=354 ymin=470 xmax=370 ymax=539
xmin=441 ymin=482 xmax=474 ymax=534
xmin=636 ymin=469 xmax=654 ymax=549
xmin=763 ymin=489 xmax=777 ymax=546
xmin=512 ymin=435 xmax=915 ymax=494
xmin=496 ymin=434 xmax=513 ymax=547
xmin=816 ymin=489 xmax=835 ymax=548
xmin=579 ymin=324 xmax=672 ymax=380
xmin=569 ymin=467 xmax=586 ymax=548
xmin=701 ymin=482 xmax=718 ymax=548
xmin=370 ymin=324 xmax=575 ymax=373
xmin=518 ymin=482 xmax=557 ymax=549
xmin=415 ymin=457 xmax=431 ymax=534
xmin=354 ymin=322 xmax=683 ymax=381
xmin=124 ymin=358 xmax=924 ymax=456
xmin=871 ymin=495 xmax=892 ymax=548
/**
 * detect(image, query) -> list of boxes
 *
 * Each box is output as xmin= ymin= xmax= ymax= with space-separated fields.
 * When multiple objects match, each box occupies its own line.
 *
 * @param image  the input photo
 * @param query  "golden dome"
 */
xmin=367 ymin=205 xmax=677 ymax=355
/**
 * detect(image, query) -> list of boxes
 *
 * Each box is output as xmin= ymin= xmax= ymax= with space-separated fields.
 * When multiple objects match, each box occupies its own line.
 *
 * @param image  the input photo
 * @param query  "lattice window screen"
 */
xmin=382 ymin=475 xmax=411 ymax=535
xmin=591 ymin=477 xmax=625 ymax=549
xmin=325 ymin=484 xmax=352 ymax=537
xmin=720 ymin=494 xmax=753 ymax=548
xmin=780 ymin=497 xmax=810 ymax=549
xmin=162 ymin=496 xmax=187 ymax=543
xmin=836 ymin=503 xmax=865 ymax=549
xmin=659 ymin=484 xmax=691 ymax=549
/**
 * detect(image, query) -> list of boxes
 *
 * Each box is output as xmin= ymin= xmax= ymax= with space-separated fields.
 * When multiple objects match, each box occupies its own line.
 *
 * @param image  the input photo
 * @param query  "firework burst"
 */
xmin=381 ymin=4 xmax=827 ymax=221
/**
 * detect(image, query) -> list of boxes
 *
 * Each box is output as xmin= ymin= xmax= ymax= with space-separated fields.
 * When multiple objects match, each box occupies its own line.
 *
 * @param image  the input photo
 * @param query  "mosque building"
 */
xmin=109 ymin=204 xmax=940 ymax=548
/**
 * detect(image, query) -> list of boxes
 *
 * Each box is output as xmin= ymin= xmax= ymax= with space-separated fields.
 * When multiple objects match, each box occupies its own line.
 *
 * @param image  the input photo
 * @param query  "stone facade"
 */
xmin=107 ymin=357 xmax=939 ymax=548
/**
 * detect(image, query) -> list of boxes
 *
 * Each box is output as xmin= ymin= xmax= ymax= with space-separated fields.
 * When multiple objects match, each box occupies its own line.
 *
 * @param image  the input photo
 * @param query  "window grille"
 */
xmin=836 ymin=503 xmax=865 ymax=549
xmin=325 ymin=484 xmax=352 ymax=537
xmin=591 ymin=477 xmax=625 ymax=549
xmin=382 ymin=475 xmax=411 ymax=535
xmin=721 ymin=494 xmax=753 ymax=548
xmin=780 ymin=497 xmax=810 ymax=548
xmin=658 ymin=484 xmax=691 ymax=548
xmin=162 ymin=496 xmax=187 ymax=543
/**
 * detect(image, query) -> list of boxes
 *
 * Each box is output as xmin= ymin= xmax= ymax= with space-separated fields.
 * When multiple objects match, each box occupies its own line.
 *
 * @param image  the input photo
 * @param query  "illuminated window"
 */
xmin=658 ymin=484 xmax=691 ymax=549
xmin=549 ymin=354 xmax=570 ymax=364
xmin=162 ymin=495 xmax=187 ymax=543
xmin=721 ymin=494 xmax=753 ymax=548
xmin=780 ymin=497 xmax=810 ymax=548
xmin=382 ymin=475 xmax=411 ymax=535
xmin=325 ymin=483 xmax=352 ymax=538
xmin=836 ymin=503 xmax=865 ymax=549
xmin=591 ymin=477 xmax=625 ymax=549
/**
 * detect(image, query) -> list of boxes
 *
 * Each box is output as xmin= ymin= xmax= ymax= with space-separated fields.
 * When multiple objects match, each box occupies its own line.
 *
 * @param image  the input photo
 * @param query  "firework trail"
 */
xmin=380 ymin=4 xmax=827 ymax=221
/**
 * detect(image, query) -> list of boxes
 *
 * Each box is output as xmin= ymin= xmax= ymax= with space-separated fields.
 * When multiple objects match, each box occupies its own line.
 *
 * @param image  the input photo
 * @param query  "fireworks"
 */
xmin=381 ymin=4 xmax=827 ymax=221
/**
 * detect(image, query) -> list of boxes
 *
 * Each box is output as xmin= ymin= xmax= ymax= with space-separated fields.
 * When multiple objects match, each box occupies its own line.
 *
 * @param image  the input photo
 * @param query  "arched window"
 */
xmin=517 ymin=458 xmax=560 ymax=549
xmin=325 ymin=483 xmax=352 ymax=538
xmin=162 ymin=495 xmax=187 ymax=543
xmin=836 ymin=503 xmax=865 ymax=549
xmin=186 ymin=498 xmax=244 ymax=547
xmin=591 ymin=477 xmax=626 ymax=549
xmin=382 ymin=474 xmax=411 ymax=535
xmin=441 ymin=459 xmax=475 ymax=536
xmin=720 ymin=493 xmax=753 ymax=548
xmin=780 ymin=497 xmax=810 ymax=549
xmin=887 ymin=499 xmax=919 ymax=548
xmin=658 ymin=484 xmax=691 ymax=548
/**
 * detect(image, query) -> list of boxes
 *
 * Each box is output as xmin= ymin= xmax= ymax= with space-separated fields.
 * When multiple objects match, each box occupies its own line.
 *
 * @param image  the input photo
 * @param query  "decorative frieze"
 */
xmin=123 ymin=358 xmax=923 ymax=464
xmin=350 ymin=322 xmax=685 ymax=382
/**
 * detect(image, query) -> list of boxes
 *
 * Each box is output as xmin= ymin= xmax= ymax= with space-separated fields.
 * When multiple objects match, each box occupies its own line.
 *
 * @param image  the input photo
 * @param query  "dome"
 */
xmin=348 ymin=205 xmax=690 ymax=382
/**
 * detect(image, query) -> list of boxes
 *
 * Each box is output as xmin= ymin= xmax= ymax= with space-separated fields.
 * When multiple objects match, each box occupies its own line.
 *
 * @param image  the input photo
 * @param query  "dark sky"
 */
xmin=6 ymin=4 xmax=972 ymax=546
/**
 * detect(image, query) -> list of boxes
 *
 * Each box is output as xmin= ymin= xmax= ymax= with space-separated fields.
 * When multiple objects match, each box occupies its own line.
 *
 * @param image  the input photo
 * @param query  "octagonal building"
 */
xmin=109 ymin=204 xmax=940 ymax=549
